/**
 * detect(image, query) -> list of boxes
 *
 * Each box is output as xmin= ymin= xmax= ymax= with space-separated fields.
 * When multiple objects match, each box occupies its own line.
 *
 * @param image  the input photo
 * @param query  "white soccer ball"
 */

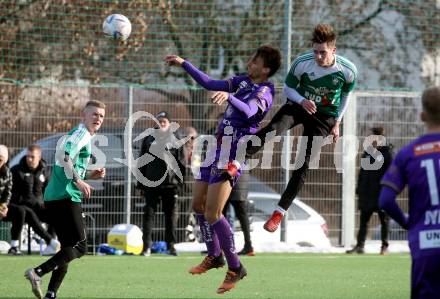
xmin=103 ymin=14 xmax=132 ymax=41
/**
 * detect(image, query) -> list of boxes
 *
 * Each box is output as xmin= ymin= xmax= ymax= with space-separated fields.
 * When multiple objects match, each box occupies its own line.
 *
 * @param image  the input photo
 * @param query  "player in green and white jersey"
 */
xmin=284 ymin=48 xmax=356 ymax=120
xmin=25 ymin=100 xmax=106 ymax=299
xmin=247 ymin=24 xmax=357 ymax=233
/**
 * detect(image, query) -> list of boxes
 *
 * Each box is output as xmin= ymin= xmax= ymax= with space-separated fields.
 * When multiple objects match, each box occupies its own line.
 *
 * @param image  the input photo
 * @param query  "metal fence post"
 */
xmin=84 ymin=212 xmax=96 ymax=255
xmin=341 ymin=93 xmax=357 ymax=247
xmin=124 ymin=86 xmax=133 ymax=224
xmin=280 ymin=0 xmax=292 ymax=242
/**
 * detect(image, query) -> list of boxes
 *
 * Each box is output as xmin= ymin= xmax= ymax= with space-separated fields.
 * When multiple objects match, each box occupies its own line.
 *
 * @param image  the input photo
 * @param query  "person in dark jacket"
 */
xmin=0 ymin=144 xmax=59 ymax=256
xmin=10 ymin=145 xmax=51 ymax=224
xmin=137 ymin=111 xmax=185 ymax=256
xmin=347 ymin=127 xmax=393 ymax=255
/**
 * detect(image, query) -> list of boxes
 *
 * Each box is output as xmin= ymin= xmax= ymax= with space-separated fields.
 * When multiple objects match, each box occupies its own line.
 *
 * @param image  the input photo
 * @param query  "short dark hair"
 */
xmin=27 ymin=144 xmax=41 ymax=152
xmin=255 ymin=44 xmax=282 ymax=77
xmin=371 ymin=127 xmax=384 ymax=136
xmin=422 ymin=86 xmax=440 ymax=126
xmin=311 ymin=24 xmax=337 ymax=47
xmin=85 ymin=100 xmax=106 ymax=110
xmin=156 ymin=111 xmax=170 ymax=121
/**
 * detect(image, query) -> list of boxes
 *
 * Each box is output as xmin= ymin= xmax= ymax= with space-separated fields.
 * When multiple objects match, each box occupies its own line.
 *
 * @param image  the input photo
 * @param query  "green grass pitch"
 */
xmin=0 ymin=253 xmax=410 ymax=299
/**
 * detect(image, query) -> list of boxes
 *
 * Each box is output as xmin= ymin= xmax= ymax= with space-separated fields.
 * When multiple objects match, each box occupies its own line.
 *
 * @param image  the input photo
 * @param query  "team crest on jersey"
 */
xmin=332 ymin=76 xmax=339 ymax=86
xmin=309 ymin=85 xmax=331 ymax=96
xmin=238 ymin=80 xmax=248 ymax=90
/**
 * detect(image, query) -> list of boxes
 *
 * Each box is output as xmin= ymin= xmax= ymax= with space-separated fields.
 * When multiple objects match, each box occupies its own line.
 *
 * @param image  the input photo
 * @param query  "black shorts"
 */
xmin=45 ymin=199 xmax=86 ymax=248
xmin=255 ymin=101 xmax=336 ymax=145
xmin=284 ymin=101 xmax=336 ymax=137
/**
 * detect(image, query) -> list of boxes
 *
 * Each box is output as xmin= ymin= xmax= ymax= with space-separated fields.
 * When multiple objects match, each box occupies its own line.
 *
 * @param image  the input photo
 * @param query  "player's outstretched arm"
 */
xmin=164 ymin=55 xmax=229 ymax=92
xmin=86 ymin=168 xmax=106 ymax=180
xmin=283 ymin=84 xmax=317 ymax=115
xmin=164 ymin=55 xmax=185 ymax=67
xmin=211 ymin=92 xmax=259 ymax=118
xmin=379 ymin=186 xmax=409 ymax=229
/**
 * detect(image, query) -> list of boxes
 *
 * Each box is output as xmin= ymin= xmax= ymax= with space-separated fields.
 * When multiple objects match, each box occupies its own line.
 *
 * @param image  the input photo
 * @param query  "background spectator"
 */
xmin=10 ymin=144 xmax=54 ymax=237
xmin=137 ymin=111 xmax=185 ymax=256
xmin=180 ymin=126 xmax=199 ymax=208
xmin=182 ymin=126 xmax=198 ymax=166
xmin=347 ymin=127 xmax=393 ymax=255
xmin=0 ymin=144 xmax=59 ymax=255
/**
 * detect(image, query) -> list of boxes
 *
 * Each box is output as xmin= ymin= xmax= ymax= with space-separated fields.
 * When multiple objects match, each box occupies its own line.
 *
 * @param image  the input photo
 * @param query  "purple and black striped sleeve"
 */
xmin=379 ymin=151 xmax=409 ymax=229
xmin=182 ymin=61 xmax=230 ymax=92
xmin=227 ymin=95 xmax=259 ymax=118
xmin=379 ymin=186 xmax=409 ymax=229
xmin=227 ymin=85 xmax=272 ymax=118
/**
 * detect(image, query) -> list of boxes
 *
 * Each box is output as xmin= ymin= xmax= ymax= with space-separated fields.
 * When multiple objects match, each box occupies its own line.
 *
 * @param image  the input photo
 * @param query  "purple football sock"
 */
xmin=196 ymin=214 xmax=221 ymax=257
xmin=211 ymin=216 xmax=240 ymax=269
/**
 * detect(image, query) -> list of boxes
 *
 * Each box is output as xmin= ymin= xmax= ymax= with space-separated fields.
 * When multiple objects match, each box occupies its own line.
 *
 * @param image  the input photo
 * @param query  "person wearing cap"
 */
xmin=0 ymin=144 xmax=59 ymax=256
xmin=346 ymin=126 xmax=393 ymax=255
xmin=137 ymin=111 xmax=186 ymax=256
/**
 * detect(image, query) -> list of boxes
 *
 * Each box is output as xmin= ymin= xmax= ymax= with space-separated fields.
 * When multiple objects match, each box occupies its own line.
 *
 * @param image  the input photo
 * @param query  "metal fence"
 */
xmin=1 ymin=83 xmax=286 ymax=251
xmin=0 ymin=0 xmax=437 ymax=251
xmin=1 ymin=1 xmax=439 ymax=89
xmin=348 ymin=91 xmax=422 ymax=246
xmin=0 ymin=82 xmax=422 ymax=250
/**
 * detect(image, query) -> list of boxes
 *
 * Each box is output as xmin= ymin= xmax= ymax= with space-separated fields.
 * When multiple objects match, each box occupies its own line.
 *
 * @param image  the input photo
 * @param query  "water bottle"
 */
xmin=152 ymin=241 xmax=167 ymax=254
xmin=97 ymin=244 xmax=116 ymax=255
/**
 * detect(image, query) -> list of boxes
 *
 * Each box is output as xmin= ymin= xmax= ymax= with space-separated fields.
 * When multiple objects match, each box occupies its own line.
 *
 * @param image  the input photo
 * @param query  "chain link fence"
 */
xmin=0 ymin=84 xmax=422 ymax=249
xmin=0 ymin=0 xmax=438 ymax=250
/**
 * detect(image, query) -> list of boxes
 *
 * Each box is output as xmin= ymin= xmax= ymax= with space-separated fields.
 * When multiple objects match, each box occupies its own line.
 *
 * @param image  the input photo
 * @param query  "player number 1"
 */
xmin=421 ymin=159 xmax=440 ymax=206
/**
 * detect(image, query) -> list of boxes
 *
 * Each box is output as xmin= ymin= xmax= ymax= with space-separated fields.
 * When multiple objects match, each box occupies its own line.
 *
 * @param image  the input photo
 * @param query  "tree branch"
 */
xmin=339 ymin=0 xmax=384 ymax=37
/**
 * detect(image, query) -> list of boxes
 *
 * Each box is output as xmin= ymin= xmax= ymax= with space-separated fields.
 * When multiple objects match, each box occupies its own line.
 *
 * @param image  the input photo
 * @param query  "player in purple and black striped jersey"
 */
xmin=164 ymin=45 xmax=281 ymax=294
xmin=379 ymin=86 xmax=440 ymax=299
xmin=219 ymin=74 xmax=274 ymax=133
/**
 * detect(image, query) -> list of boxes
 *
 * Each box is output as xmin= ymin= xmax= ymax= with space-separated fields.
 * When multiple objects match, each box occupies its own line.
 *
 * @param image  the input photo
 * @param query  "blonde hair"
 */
xmin=27 ymin=144 xmax=42 ymax=153
xmin=85 ymin=100 xmax=106 ymax=110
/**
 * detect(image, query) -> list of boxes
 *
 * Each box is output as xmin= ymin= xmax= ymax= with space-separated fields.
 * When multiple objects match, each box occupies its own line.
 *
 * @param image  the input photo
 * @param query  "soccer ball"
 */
xmin=102 ymin=14 xmax=132 ymax=41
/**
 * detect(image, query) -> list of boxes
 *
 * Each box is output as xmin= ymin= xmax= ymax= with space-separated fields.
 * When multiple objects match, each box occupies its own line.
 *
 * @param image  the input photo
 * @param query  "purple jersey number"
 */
xmin=382 ymin=134 xmax=440 ymax=258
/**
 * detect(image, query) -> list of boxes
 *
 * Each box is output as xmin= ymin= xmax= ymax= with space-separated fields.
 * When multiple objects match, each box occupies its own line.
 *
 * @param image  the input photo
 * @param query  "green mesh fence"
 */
xmin=0 ymin=1 xmax=439 ymax=247
xmin=0 ymin=221 xmax=10 ymax=243
xmin=1 ymin=1 xmax=439 ymax=89
xmin=0 ymin=1 xmax=287 ymax=87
